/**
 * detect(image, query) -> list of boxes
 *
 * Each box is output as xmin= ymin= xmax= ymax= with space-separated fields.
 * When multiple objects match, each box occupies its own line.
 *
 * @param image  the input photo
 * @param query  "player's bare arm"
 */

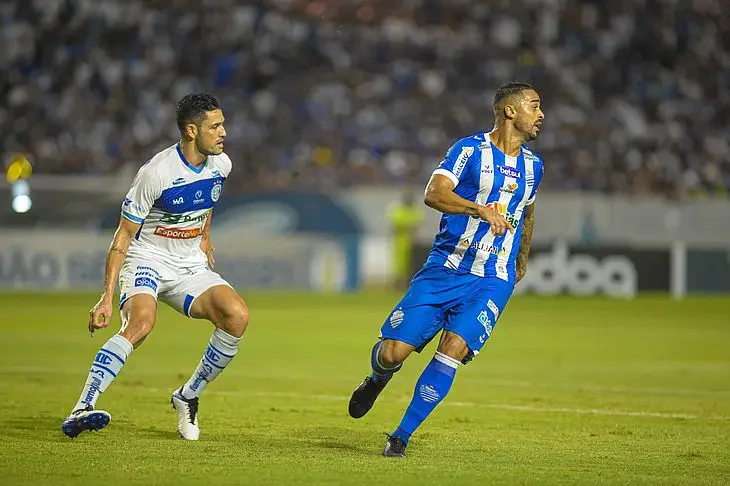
xmin=200 ymin=209 xmax=215 ymax=269
xmin=88 ymin=217 xmax=141 ymax=336
xmin=515 ymin=202 xmax=535 ymax=283
xmin=424 ymin=173 xmax=514 ymax=236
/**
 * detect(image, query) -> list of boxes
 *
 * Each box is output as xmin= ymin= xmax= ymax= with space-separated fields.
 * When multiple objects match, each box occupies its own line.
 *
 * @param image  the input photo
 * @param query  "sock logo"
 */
xmin=94 ymin=352 xmax=113 ymax=366
xmin=390 ymin=309 xmax=405 ymax=328
xmin=419 ymin=384 xmax=440 ymax=403
xmin=205 ymin=346 xmax=221 ymax=364
xmin=82 ymin=378 xmax=102 ymax=405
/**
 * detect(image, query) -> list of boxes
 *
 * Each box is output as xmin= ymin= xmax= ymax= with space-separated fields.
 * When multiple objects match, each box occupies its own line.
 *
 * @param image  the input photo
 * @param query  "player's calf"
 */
xmin=349 ymin=340 xmax=413 ymax=419
xmin=389 ymin=332 xmax=467 ymax=450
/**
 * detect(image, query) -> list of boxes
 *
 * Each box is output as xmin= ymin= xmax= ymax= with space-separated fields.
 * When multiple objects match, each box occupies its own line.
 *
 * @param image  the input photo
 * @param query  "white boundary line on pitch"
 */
xmin=2 ymin=367 xmax=729 ymax=420
xmin=3 ymin=366 xmax=730 ymax=399
xmin=188 ymin=389 xmax=730 ymax=422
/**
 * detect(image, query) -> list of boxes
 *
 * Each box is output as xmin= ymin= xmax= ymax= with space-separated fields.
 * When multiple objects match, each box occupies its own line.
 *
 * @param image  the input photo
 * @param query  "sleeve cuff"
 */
xmin=121 ymin=211 xmax=144 ymax=223
xmin=433 ymin=168 xmax=459 ymax=188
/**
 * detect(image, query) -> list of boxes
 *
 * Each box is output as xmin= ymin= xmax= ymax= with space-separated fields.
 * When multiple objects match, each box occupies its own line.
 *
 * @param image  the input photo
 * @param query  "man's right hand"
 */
xmin=89 ymin=295 xmax=113 ymax=337
xmin=477 ymin=206 xmax=514 ymax=236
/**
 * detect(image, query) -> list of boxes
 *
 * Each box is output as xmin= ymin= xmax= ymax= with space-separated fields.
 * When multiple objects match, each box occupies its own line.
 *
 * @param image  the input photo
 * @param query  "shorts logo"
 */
xmin=487 ymin=299 xmax=500 ymax=320
xmin=154 ymin=226 xmax=202 ymax=239
xmin=498 ymin=166 xmax=521 ymax=179
xmin=419 ymin=384 xmax=440 ymax=403
xmin=452 ymin=146 xmax=474 ymax=178
xmin=134 ymin=276 xmax=158 ymax=291
xmin=390 ymin=309 xmax=405 ymax=328
xmin=211 ymin=183 xmax=222 ymax=202
xmin=477 ymin=310 xmax=494 ymax=338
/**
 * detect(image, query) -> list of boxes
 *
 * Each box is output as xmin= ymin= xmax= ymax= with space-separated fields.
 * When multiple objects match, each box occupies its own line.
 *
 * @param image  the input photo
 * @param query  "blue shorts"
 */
xmin=379 ymin=264 xmax=514 ymax=357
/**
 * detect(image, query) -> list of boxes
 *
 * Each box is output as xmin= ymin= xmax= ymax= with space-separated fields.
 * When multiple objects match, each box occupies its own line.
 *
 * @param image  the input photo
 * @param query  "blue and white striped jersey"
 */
xmin=425 ymin=133 xmax=544 ymax=283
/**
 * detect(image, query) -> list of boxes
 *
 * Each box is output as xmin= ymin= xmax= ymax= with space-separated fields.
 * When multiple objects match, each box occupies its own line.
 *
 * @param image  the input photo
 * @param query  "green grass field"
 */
xmin=0 ymin=292 xmax=728 ymax=485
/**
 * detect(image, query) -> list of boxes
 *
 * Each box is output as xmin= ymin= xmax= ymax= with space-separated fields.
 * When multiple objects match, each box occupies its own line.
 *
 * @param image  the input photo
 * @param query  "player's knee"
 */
xmin=380 ymin=340 xmax=411 ymax=367
xmin=121 ymin=308 xmax=156 ymax=347
xmin=437 ymin=332 xmax=470 ymax=362
xmin=221 ymin=301 xmax=248 ymax=338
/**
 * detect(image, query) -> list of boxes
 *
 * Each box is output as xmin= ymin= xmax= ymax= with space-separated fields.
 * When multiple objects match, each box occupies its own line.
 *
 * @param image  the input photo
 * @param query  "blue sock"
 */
xmin=392 ymin=352 xmax=459 ymax=445
xmin=369 ymin=341 xmax=402 ymax=384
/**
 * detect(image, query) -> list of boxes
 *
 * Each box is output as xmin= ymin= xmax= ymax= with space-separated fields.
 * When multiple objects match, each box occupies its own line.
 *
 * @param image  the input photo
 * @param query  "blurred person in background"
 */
xmin=387 ymin=189 xmax=424 ymax=290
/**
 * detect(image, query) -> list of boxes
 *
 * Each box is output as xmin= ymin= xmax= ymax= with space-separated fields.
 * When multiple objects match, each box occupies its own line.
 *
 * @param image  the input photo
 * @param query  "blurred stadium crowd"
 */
xmin=1 ymin=0 xmax=728 ymax=198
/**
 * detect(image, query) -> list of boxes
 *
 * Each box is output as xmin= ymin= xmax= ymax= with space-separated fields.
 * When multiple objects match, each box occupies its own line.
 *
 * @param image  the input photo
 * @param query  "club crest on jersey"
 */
xmin=211 ymin=182 xmax=222 ymax=202
xmin=498 ymin=166 xmax=521 ymax=179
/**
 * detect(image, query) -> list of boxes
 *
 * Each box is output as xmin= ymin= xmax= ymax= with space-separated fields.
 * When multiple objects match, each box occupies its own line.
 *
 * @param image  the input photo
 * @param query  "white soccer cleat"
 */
xmin=171 ymin=388 xmax=200 ymax=441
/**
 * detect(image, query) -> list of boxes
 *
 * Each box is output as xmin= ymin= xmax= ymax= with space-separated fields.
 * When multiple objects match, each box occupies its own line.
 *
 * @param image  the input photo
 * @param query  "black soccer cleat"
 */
xmin=383 ymin=434 xmax=407 ymax=458
xmin=348 ymin=376 xmax=388 ymax=419
xmin=61 ymin=405 xmax=111 ymax=438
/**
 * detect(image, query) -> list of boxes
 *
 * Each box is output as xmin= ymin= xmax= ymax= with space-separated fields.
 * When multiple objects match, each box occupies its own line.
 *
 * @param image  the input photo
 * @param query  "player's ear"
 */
xmin=504 ymin=102 xmax=517 ymax=120
xmin=185 ymin=122 xmax=198 ymax=140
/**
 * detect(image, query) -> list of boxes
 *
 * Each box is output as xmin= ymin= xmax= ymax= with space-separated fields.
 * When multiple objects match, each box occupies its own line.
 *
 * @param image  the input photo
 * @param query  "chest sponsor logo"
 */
xmin=172 ymin=177 xmax=186 ymax=185
xmin=498 ymin=166 xmax=521 ymax=179
xmin=500 ymin=182 xmax=519 ymax=195
xmin=154 ymin=226 xmax=202 ymax=239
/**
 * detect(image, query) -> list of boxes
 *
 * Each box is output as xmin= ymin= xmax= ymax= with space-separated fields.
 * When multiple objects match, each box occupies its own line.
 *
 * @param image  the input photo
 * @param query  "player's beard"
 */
xmin=195 ymin=136 xmax=223 ymax=156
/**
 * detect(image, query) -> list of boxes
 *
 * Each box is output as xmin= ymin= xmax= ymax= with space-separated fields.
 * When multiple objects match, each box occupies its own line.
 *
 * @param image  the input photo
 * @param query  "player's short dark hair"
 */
xmin=176 ymin=93 xmax=221 ymax=134
xmin=493 ymin=82 xmax=536 ymax=116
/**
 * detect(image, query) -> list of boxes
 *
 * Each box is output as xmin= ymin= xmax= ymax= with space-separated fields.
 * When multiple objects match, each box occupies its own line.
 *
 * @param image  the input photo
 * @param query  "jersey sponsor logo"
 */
xmin=211 ymin=182 xmax=222 ymax=202
xmin=172 ymin=177 xmax=186 ymax=185
xmin=469 ymin=240 xmax=499 ymax=255
xmin=485 ymin=202 xmax=520 ymax=228
xmin=172 ymin=196 xmax=184 ymax=205
xmin=452 ymin=146 xmax=474 ymax=178
xmin=498 ymin=166 xmax=521 ymax=179
xmin=153 ymin=226 xmax=203 ymax=239
xmin=159 ymin=212 xmax=208 ymax=224
xmin=500 ymin=182 xmax=519 ymax=194
xmin=194 ymin=190 xmax=204 ymax=205
xmin=134 ymin=276 xmax=158 ymax=291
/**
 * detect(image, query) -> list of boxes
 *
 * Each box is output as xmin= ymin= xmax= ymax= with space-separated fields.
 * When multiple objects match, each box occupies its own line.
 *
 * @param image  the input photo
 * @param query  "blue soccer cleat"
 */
xmin=61 ymin=405 xmax=111 ymax=438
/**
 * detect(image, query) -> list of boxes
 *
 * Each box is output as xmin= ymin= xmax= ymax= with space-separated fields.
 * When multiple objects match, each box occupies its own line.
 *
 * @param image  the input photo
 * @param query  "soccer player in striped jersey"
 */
xmin=348 ymin=82 xmax=545 ymax=457
xmin=61 ymin=94 xmax=249 ymax=441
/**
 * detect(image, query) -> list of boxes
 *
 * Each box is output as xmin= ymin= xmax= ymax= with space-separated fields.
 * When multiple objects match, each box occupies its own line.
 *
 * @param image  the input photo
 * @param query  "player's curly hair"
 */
xmin=493 ymin=82 xmax=536 ymax=117
xmin=176 ymin=93 xmax=221 ymax=135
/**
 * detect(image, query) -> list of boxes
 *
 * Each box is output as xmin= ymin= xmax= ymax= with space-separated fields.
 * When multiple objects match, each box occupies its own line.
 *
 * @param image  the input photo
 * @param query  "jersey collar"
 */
xmin=176 ymin=144 xmax=207 ymax=174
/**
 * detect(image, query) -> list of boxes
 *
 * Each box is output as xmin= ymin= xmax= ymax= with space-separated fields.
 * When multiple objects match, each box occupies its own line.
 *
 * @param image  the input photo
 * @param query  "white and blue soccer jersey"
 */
xmin=121 ymin=144 xmax=232 ymax=267
xmin=426 ymin=133 xmax=544 ymax=284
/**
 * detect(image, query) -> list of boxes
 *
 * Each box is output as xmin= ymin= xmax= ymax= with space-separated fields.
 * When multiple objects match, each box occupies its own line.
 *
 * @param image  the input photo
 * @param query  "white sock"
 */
xmin=181 ymin=329 xmax=240 ymax=399
xmin=72 ymin=334 xmax=133 ymax=413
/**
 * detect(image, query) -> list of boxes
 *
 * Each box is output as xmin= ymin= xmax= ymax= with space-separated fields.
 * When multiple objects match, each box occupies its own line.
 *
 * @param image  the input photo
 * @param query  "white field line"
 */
xmin=2 ymin=367 xmax=729 ymax=421
xmin=154 ymin=388 xmax=730 ymax=422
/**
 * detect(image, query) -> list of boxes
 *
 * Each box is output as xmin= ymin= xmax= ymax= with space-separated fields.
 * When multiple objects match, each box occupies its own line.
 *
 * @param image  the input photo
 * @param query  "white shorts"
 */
xmin=118 ymin=258 xmax=232 ymax=317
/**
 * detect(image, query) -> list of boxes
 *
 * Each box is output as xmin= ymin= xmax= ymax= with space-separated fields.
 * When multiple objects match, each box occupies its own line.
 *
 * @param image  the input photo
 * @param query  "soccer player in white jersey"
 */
xmin=62 ymin=94 xmax=249 ymax=441
xmin=348 ymin=82 xmax=545 ymax=457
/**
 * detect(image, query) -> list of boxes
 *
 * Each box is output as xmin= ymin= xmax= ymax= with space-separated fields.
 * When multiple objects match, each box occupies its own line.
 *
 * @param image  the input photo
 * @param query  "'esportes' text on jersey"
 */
xmin=426 ymin=133 xmax=544 ymax=283
xmin=121 ymin=144 xmax=232 ymax=266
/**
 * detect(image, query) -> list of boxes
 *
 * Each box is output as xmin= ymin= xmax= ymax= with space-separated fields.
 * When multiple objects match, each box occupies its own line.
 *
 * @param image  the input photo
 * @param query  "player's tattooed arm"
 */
xmin=516 ymin=202 xmax=535 ymax=283
xmin=88 ymin=217 xmax=140 ymax=336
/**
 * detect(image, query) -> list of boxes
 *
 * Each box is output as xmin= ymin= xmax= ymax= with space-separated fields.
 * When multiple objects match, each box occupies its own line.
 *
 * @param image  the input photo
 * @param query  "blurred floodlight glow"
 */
xmin=12 ymin=194 xmax=32 ymax=213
